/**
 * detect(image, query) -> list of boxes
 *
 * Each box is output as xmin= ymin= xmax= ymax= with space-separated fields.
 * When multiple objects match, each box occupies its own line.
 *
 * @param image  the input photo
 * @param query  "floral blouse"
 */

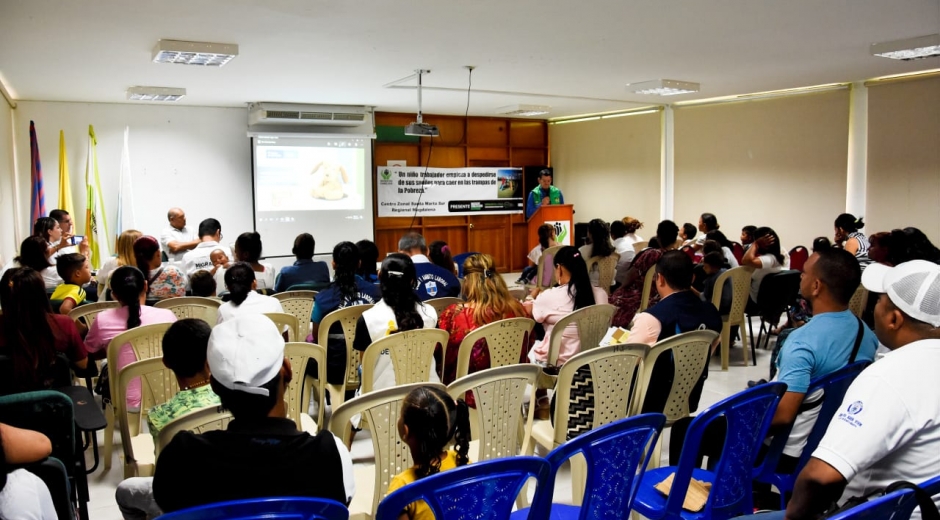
xmin=148 ymin=265 xmax=187 ymax=300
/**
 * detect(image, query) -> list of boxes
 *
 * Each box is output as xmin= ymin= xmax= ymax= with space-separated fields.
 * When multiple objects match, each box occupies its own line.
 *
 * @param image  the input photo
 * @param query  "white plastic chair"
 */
xmin=155 ymin=405 xmax=232 ymax=459
xmin=284 ymin=341 xmax=328 ymax=432
xmin=317 ymin=304 xmax=374 ymax=410
xmin=273 ymin=290 xmax=317 ymax=337
xmin=360 ymin=328 xmax=449 ymax=395
xmin=114 ymin=357 xmax=179 ymax=478
xmin=264 ymin=312 xmax=301 ymax=342
xmin=453 ymin=317 xmax=535 ymax=380
xmin=711 ymin=266 xmax=754 ymax=370
xmin=153 ymin=296 xmax=222 ymax=325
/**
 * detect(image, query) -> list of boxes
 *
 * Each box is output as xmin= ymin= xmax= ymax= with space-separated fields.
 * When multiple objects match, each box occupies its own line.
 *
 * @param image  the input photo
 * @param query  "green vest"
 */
xmin=531 ymin=185 xmax=561 ymax=207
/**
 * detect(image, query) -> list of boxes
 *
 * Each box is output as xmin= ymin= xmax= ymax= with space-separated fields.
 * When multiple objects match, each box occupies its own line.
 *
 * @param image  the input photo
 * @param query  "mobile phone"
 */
xmin=71 ymin=235 xmax=84 ymax=245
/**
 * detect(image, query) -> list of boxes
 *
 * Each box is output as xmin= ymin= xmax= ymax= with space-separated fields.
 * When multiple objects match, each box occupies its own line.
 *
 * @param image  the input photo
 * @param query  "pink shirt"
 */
xmin=85 ymin=306 xmax=177 ymax=409
xmin=531 ymin=285 xmax=609 ymax=365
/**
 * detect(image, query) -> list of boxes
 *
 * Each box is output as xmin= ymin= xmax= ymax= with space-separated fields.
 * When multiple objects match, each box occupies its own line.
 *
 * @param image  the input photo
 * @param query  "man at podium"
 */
xmin=526 ymin=169 xmax=565 ymax=219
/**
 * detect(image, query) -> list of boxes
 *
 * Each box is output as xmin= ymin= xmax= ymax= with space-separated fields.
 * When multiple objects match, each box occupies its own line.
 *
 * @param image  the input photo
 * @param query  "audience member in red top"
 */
xmin=437 ymin=253 xmax=526 ymax=385
xmin=0 ymin=267 xmax=89 ymax=393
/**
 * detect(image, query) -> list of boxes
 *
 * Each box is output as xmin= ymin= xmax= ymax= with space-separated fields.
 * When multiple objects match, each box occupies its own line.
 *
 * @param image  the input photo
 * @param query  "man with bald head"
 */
xmin=160 ymin=207 xmax=200 ymax=263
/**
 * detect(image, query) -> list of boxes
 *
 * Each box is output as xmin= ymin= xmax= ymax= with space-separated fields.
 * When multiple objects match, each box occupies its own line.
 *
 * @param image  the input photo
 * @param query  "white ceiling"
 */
xmin=1 ymin=0 xmax=938 ymax=118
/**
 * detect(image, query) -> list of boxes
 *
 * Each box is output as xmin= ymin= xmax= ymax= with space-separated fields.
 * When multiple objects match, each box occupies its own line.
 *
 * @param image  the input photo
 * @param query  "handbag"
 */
xmin=822 ymin=480 xmax=940 ymax=519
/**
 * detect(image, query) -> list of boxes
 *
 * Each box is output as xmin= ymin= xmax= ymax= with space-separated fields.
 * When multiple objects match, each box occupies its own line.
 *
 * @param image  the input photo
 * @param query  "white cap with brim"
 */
xmin=208 ymin=315 xmax=285 ymax=396
xmin=862 ymin=260 xmax=940 ymax=328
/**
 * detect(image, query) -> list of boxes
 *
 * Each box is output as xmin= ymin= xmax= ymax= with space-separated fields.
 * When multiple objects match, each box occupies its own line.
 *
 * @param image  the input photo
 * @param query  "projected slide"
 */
xmin=255 ymin=139 xmax=367 ymax=211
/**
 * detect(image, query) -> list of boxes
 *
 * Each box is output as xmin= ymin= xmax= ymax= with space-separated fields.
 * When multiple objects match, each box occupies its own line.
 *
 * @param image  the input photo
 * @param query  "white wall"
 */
xmin=0 ymin=100 xmax=15 ymax=264
xmin=9 ymin=101 xmax=252 ymax=263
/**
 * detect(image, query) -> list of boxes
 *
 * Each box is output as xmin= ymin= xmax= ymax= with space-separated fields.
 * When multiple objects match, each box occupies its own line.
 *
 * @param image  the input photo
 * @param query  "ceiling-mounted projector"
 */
xmin=404 ymin=69 xmax=439 ymax=137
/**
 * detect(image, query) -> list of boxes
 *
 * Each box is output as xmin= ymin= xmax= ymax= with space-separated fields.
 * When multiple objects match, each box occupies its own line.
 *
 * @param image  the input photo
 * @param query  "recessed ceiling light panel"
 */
xmin=152 ymin=39 xmax=239 ymax=67
xmin=495 ymin=104 xmax=551 ymax=117
xmin=871 ymin=34 xmax=940 ymax=61
xmin=126 ymin=86 xmax=186 ymax=102
xmin=627 ymin=79 xmax=700 ymax=96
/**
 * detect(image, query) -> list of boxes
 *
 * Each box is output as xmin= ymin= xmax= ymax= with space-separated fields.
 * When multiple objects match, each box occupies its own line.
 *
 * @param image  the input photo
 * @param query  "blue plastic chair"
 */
xmin=374 ymin=456 xmax=552 ymax=520
xmin=154 ymin=497 xmax=349 ymax=520
xmin=452 ymin=252 xmax=480 ymax=278
xmin=513 ymin=413 xmax=667 ymax=520
xmin=756 ymin=361 xmax=870 ymax=509
xmin=824 ymin=489 xmax=916 ymax=520
xmin=632 ymin=382 xmax=787 ymax=520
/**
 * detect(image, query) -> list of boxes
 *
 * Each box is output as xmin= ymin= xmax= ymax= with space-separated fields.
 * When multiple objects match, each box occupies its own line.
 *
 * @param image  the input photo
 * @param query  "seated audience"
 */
xmin=869 ymin=227 xmax=940 ymax=267
xmin=697 ymin=251 xmax=732 ymax=314
xmin=355 ymin=239 xmax=380 ymax=284
xmin=153 ymin=315 xmax=354 ymax=512
xmin=7 ymin=236 xmax=62 ymax=289
xmin=48 ymin=208 xmax=88 ymax=258
xmin=115 ymin=319 xmax=220 ymax=520
xmin=398 ymin=232 xmax=460 ymax=300
xmin=180 ymin=218 xmax=232 ymax=277
xmin=133 ymin=236 xmax=187 ymax=300
xmin=741 ymin=226 xmax=785 ymax=306
xmin=610 ymin=220 xmax=680 ymax=327
xmin=33 ymin=216 xmax=65 ymax=260
xmin=310 ymin=242 xmax=381 ymax=387
xmin=0 ymin=267 xmax=89 ymax=393
xmin=579 ymin=218 xmax=617 ymax=287
xmin=610 ymin=220 xmax=637 ymax=284
xmin=518 ymin=223 xmax=557 ymax=285
xmin=692 ymin=212 xmax=720 ymax=251
xmin=387 ymin=386 xmax=471 ymax=519
xmin=84 ymin=266 xmax=177 ymax=409
xmin=680 ymin=222 xmax=697 ymax=246
xmin=233 ymin=232 xmax=275 ymax=290
xmin=51 ymin=253 xmax=92 ymax=315
xmin=741 ymin=225 xmax=757 ymax=250
xmin=216 ymin=263 xmax=285 ymax=325
xmin=160 ymin=207 xmax=200 ymax=263
xmin=0 ymin=423 xmax=56 ymax=520
xmin=746 ymin=260 xmax=940 ymax=519
xmin=620 ymin=216 xmax=645 ymax=250
xmin=352 ymin=254 xmax=439 ymax=390
xmin=98 ymin=229 xmax=142 ymax=297
xmin=273 ymin=233 xmax=330 ymax=292
xmin=833 ymin=213 xmax=872 ymax=270
xmin=812 ymin=236 xmax=832 ymax=253
xmin=438 ymin=254 xmax=527 ymax=384
xmin=706 ymin=230 xmax=740 ymax=268
xmin=188 ymin=270 xmax=217 ymax=298
xmin=429 ymin=240 xmax=457 ymax=275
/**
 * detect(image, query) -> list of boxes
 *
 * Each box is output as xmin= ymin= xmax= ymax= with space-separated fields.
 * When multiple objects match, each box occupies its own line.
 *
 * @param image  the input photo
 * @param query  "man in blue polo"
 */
xmin=525 ymin=169 xmax=564 ymax=219
xmin=398 ymin=232 xmax=460 ymax=301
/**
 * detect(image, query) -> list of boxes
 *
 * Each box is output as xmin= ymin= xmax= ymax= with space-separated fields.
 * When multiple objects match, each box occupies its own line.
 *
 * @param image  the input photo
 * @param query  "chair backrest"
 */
xmin=68 ymin=300 xmax=120 ymax=328
xmin=273 ymin=290 xmax=317 ymax=334
xmin=536 ymin=245 xmax=564 ymax=290
xmin=712 ymin=266 xmax=754 ymax=322
xmin=264 ymin=312 xmax=301 ymax=342
xmin=452 ymin=252 xmax=479 ymax=278
xmin=756 ymin=270 xmax=802 ymax=318
xmin=374 ymin=456 xmax=552 ymax=520
xmin=153 ymin=296 xmax=222 ymax=325
xmin=587 ymin=252 xmax=620 ymax=295
xmin=552 ymin=343 xmax=649 ymax=446
xmin=329 ymin=382 xmax=446 ymax=515
xmin=638 ymin=266 xmax=657 ymax=313
xmin=284 ymin=341 xmax=328 ymax=431
xmin=731 ymin=242 xmax=746 ymax=264
xmin=824 ymin=488 xmax=918 ymax=520
xmin=116 ymin=357 xmax=179 ymax=442
xmin=425 ymin=297 xmax=463 ymax=316
xmin=671 ymin=382 xmax=786 ymax=519
xmin=848 ymin=285 xmax=869 ymax=318
xmin=454 ymin=317 xmax=535 ymax=379
xmin=0 ymin=391 xmax=76 ymax=478
xmin=447 ymin=364 xmax=540 ymax=461
xmin=155 ymin=497 xmax=350 ymax=520
xmin=788 ymin=246 xmax=809 ymax=273
xmin=633 ymin=241 xmax=649 ymax=253
xmin=546 ymin=413 xmax=666 ymax=519
xmin=361 ymin=328 xmax=449 ymax=394
xmin=107 ymin=322 xmax=174 ymax=367
xmin=634 ymin=330 xmax=718 ymax=422
xmin=546 ymin=303 xmax=616 ymax=367
xmin=155 ymin=404 xmax=232 ymax=458
xmin=317 ymin=304 xmax=374 ymax=390
xmin=287 ymin=283 xmax=327 ymax=292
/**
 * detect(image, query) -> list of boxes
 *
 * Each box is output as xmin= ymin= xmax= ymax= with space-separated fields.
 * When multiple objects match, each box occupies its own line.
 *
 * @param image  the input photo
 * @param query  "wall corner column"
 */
xmin=846 ymin=82 xmax=868 ymax=216
xmin=661 ymin=105 xmax=675 ymax=220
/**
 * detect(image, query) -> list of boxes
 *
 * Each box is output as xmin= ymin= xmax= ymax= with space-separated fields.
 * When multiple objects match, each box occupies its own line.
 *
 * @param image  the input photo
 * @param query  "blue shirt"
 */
xmin=273 ymin=259 xmax=330 ymax=292
xmin=776 ymin=310 xmax=879 ymax=394
xmin=525 ymin=187 xmax=565 ymax=219
xmin=310 ymin=276 xmax=381 ymax=323
xmin=414 ymin=262 xmax=460 ymax=301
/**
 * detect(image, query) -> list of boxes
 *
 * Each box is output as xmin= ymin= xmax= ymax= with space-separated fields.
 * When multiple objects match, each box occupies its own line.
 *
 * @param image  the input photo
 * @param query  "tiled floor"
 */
xmin=83 ymin=277 xmax=777 ymax=520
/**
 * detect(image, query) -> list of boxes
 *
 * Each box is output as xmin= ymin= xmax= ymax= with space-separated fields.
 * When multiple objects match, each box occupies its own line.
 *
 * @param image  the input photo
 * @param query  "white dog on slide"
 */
xmin=307 ymin=161 xmax=349 ymax=200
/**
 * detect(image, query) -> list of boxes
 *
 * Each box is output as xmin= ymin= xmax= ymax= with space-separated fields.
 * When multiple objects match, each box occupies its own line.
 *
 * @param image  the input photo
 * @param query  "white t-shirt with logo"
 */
xmin=812 ymin=339 xmax=940 ymax=519
xmin=181 ymin=241 xmax=232 ymax=277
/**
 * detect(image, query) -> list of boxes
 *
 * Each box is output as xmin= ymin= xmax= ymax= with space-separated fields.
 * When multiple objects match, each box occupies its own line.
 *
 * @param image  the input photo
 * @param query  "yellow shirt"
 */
xmin=51 ymin=283 xmax=86 ymax=305
xmin=386 ymin=451 xmax=462 ymax=520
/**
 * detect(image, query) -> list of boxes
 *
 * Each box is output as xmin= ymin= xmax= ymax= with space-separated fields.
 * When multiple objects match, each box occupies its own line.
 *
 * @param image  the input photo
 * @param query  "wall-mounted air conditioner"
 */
xmin=248 ymin=102 xmax=368 ymax=127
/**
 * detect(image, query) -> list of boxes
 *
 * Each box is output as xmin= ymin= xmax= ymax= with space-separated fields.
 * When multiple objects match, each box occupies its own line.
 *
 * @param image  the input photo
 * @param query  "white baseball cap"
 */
xmin=862 ymin=260 xmax=940 ymax=328
xmin=207 ymin=315 xmax=285 ymax=396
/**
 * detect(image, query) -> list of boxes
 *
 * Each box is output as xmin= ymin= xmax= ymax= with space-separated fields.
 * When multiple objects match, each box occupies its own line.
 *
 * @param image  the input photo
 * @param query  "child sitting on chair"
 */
xmin=387 ymin=386 xmax=471 ymax=520
xmin=51 ymin=253 xmax=93 ymax=317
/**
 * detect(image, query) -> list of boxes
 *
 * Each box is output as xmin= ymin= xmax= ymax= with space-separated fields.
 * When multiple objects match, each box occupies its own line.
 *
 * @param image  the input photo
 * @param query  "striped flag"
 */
xmin=84 ymin=125 xmax=110 ymax=269
xmin=57 ymin=130 xmax=75 ymax=216
xmin=29 ymin=121 xmax=46 ymax=224
xmin=115 ymin=126 xmax=136 ymax=241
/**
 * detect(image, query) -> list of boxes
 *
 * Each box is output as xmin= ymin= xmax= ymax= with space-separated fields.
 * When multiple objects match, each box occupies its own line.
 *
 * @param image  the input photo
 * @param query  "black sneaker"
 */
xmin=747 ymin=379 xmax=768 ymax=388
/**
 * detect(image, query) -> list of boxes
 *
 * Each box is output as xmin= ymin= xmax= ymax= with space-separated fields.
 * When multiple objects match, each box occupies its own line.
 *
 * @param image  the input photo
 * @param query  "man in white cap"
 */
xmin=152 ymin=315 xmax=354 ymax=513
xmin=749 ymin=260 xmax=940 ymax=520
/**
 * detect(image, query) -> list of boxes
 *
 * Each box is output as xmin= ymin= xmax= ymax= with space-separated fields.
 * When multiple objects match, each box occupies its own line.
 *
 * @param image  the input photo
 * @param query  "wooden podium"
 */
xmin=527 ymin=204 xmax=574 ymax=249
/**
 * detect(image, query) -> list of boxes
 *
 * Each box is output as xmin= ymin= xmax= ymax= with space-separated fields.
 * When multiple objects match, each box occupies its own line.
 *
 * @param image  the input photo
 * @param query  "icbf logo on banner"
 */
xmin=546 ymin=220 xmax=571 ymax=245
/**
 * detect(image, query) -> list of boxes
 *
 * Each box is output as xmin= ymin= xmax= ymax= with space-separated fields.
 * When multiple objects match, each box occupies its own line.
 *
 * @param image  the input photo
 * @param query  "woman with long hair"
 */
xmin=428 ymin=240 xmax=457 ymax=275
xmin=610 ymin=220 xmax=680 ymax=327
xmin=32 ymin=217 xmax=62 ymax=256
xmin=579 ymin=218 xmax=617 ymax=287
xmin=234 ymin=232 xmax=276 ymax=290
xmin=355 ymin=239 xmax=380 ymax=284
xmin=692 ymin=212 xmax=720 ymax=251
xmin=98 ymin=229 xmax=142 ymax=296
xmin=352 ymin=253 xmax=439 ymax=390
xmin=216 ymin=263 xmax=284 ymax=324
xmin=518 ymin=223 xmax=558 ymax=285
xmin=834 ymin=213 xmax=872 ymax=269
xmin=740 ymin=226 xmax=786 ymax=305
xmin=438 ymin=254 xmax=526 ymax=384
xmin=310 ymin=241 xmax=381 ymax=386
xmin=132 ymin=235 xmax=186 ymax=300
xmin=0 ymin=268 xmax=89 ymax=393
xmin=84 ymin=266 xmax=177 ymax=409
xmin=7 ymin=236 xmax=62 ymax=289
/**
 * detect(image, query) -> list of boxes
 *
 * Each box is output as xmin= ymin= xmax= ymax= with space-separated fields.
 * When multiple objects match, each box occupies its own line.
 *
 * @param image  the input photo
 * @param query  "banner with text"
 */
xmin=377 ymin=167 xmax=524 ymax=217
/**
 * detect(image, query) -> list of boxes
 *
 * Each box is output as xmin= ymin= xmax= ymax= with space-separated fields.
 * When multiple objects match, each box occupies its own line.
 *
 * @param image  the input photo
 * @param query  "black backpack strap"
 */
xmin=885 ymin=481 xmax=940 ymax=520
xmin=848 ymin=317 xmax=865 ymax=364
